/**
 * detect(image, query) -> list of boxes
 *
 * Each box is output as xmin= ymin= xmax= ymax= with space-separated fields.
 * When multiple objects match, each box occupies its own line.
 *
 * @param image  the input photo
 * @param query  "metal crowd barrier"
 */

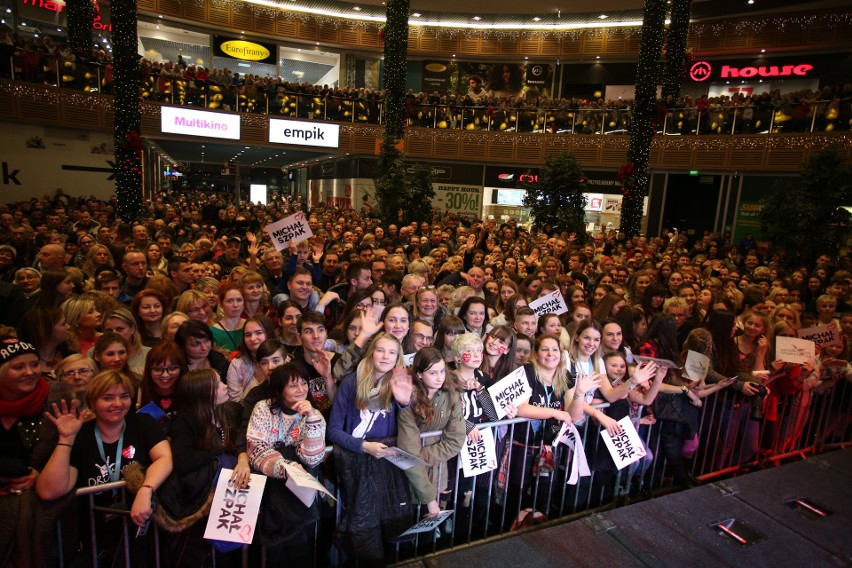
xmin=52 ymin=378 xmax=850 ymax=567
xmin=4 ymin=53 xmax=848 ymax=134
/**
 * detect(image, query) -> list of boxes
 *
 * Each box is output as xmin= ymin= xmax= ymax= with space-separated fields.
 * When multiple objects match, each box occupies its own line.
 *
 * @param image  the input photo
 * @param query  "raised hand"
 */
xmin=577 ymin=372 xmax=603 ymax=396
xmin=46 ymin=399 xmax=84 ymax=442
xmin=390 ymin=367 xmax=413 ymax=406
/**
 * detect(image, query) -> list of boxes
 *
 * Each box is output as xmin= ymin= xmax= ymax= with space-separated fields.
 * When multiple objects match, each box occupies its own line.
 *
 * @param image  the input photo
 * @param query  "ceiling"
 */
xmin=150 ymin=138 xmax=336 ymax=170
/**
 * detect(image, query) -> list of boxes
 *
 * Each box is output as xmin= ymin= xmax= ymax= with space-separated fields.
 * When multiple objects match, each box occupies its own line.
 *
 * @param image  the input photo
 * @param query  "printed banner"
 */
xmin=203 ymin=469 xmax=267 ymax=545
xmin=487 ymin=366 xmax=532 ymax=419
xmin=599 ymin=416 xmax=647 ymax=470
xmin=384 ymin=447 xmax=428 ymax=470
xmin=399 ymin=510 xmax=454 ymax=537
xmin=797 ymin=323 xmax=843 ymax=351
xmin=683 ymin=350 xmax=710 ymax=382
xmin=282 ymin=462 xmax=336 ymax=507
xmin=264 ymin=212 xmax=313 ymax=250
xmin=776 ymin=336 xmax=816 ymax=365
xmin=528 ymin=290 xmax=569 ymax=317
xmin=460 ymin=427 xmax=498 ymax=478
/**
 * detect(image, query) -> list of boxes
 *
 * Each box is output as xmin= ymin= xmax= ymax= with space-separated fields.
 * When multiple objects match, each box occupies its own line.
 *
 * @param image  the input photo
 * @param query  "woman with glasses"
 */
xmin=226 ymin=315 xmax=278 ymax=402
xmin=138 ymin=341 xmax=189 ymax=424
xmin=56 ymin=354 xmax=98 ymax=408
xmin=176 ymin=289 xmax=213 ymax=326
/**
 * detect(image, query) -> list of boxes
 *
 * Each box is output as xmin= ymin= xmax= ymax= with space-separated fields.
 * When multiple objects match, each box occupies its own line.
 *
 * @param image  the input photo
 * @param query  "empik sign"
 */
xmin=269 ymin=119 xmax=340 ymax=149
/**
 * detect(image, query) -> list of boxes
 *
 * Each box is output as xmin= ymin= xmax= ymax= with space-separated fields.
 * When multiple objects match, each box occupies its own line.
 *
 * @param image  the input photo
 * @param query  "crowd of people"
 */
xmin=0 ymin=187 xmax=850 ymax=567
xmin=4 ymin=33 xmax=851 ymax=133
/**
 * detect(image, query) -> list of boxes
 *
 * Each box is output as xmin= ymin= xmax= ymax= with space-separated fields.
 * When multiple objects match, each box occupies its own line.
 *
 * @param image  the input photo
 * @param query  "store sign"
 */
xmin=690 ymin=60 xmax=815 ymax=82
xmin=21 ymin=0 xmax=111 ymax=31
xmin=219 ymin=41 xmax=271 ymax=62
xmin=161 ymin=107 xmax=241 ymax=140
xmin=269 ymin=119 xmax=340 ymax=149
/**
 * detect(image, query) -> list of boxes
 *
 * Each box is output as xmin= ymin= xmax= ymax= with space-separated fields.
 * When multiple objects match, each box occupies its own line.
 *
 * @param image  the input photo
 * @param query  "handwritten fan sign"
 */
xmin=282 ymin=462 xmax=336 ymax=507
xmin=797 ymin=323 xmax=843 ymax=351
xmin=487 ymin=366 xmax=532 ymax=419
xmin=776 ymin=336 xmax=816 ymax=365
xmin=600 ymin=416 xmax=646 ymax=470
xmin=529 ymin=289 xmax=569 ymax=317
xmin=683 ymin=350 xmax=710 ymax=382
xmin=399 ymin=510 xmax=454 ymax=537
xmin=203 ymin=468 xmax=267 ymax=545
xmin=265 ymin=212 xmax=313 ymax=250
xmin=384 ymin=447 xmax=428 ymax=470
xmin=461 ymin=427 xmax=498 ymax=478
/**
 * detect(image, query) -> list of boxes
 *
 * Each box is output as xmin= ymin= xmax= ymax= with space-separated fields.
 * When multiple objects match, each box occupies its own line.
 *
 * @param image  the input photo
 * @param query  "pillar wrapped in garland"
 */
xmin=111 ymin=0 xmax=144 ymax=221
xmin=619 ymin=0 xmax=667 ymax=237
xmin=66 ymin=0 xmax=94 ymax=53
xmin=662 ymin=0 xmax=693 ymax=101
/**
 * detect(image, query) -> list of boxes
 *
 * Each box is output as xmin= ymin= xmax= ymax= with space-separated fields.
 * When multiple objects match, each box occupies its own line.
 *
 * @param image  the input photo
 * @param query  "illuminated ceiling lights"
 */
xmin=236 ymin=0 xmax=644 ymax=30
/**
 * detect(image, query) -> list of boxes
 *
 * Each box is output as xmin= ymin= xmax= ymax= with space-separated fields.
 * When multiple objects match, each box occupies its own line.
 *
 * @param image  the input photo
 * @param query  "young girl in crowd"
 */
xmin=434 ymin=315 xmax=466 ymax=365
xmin=131 ymin=289 xmax=168 ymax=347
xmin=92 ymin=332 xmax=132 ymax=378
xmin=481 ymin=325 xmax=517 ymax=384
xmin=226 ymin=314 xmax=277 ymax=402
xmin=138 ymin=340 xmax=189 ymax=422
xmin=398 ymin=348 xmax=465 ymax=517
xmin=328 ymin=332 xmax=413 ymax=564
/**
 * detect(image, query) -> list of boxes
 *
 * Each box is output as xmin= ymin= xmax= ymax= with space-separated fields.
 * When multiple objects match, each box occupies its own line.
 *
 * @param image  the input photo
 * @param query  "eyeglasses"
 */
xmin=414 ymin=334 xmax=434 ymax=344
xmin=151 ymin=366 xmax=180 ymax=375
xmin=61 ymin=368 xmax=94 ymax=379
xmin=187 ymin=305 xmax=210 ymax=314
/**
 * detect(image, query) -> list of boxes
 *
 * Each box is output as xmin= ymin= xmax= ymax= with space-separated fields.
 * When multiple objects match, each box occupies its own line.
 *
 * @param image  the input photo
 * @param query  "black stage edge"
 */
xmin=398 ymin=448 xmax=852 ymax=568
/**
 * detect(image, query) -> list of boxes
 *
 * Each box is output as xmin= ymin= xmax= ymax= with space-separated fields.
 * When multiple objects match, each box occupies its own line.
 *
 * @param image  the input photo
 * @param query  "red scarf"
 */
xmin=0 ymin=378 xmax=50 ymax=420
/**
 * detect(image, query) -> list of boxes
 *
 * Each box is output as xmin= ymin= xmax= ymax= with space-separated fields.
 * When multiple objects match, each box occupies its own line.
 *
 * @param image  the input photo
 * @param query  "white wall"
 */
xmin=0 ymin=122 xmax=116 ymax=201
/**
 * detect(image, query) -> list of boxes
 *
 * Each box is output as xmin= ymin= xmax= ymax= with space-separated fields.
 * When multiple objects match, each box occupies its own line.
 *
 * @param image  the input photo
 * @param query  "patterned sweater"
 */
xmin=246 ymin=400 xmax=326 ymax=478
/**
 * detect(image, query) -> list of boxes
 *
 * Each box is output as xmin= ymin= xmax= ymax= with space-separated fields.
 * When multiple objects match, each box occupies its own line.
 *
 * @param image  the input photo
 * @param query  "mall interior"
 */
xmin=1 ymin=0 xmax=851 ymax=242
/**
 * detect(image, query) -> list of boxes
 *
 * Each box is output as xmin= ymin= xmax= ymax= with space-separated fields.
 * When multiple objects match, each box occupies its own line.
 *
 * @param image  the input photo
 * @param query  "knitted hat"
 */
xmin=0 ymin=336 xmax=38 ymax=365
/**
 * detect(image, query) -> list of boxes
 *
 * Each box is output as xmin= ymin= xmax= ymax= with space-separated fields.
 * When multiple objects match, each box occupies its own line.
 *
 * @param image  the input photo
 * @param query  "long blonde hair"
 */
xmin=354 ymin=332 xmax=403 ymax=411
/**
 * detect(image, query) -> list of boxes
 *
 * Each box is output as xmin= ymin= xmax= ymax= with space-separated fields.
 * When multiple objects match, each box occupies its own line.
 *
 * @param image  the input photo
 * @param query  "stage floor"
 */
xmin=397 ymin=448 xmax=852 ymax=567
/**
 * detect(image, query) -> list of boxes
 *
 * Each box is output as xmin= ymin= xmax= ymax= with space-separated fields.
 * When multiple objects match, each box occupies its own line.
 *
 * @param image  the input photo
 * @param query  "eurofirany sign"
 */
xmin=689 ymin=60 xmax=815 ymax=82
xmin=161 ymin=107 xmax=241 ymax=140
xmin=269 ymin=119 xmax=340 ymax=149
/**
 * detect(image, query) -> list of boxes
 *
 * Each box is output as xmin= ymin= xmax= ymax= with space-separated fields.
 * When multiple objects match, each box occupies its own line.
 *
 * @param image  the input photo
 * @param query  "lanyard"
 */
xmin=94 ymin=424 xmax=125 ymax=483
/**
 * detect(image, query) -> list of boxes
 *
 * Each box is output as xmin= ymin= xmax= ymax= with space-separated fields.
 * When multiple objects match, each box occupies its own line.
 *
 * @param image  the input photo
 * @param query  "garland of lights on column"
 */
xmin=619 ymin=0 xmax=667 ymax=238
xmin=111 ymin=0 xmax=144 ymax=221
xmin=66 ymin=0 xmax=94 ymax=52
xmin=662 ymin=0 xmax=692 ymax=101
xmin=381 ymin=0 xmax=409 ymax=144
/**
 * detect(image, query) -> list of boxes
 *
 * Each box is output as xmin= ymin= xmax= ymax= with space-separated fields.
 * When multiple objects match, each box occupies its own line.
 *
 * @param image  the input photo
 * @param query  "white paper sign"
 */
xmin=403 ymin=353 xmax=416 ymax=367
xmin=683 ymin=350 xmax=710 ymax=382
xmin=203 ymin=468 xmax=267 ymax=545
xmin=487 ymin=366 xmax=532 ymax=419
xmin=797 ymin=323 xmax=843 ymax=351
xmin=282 ymin=462 xmax=336 ymax=507
xmin=264 ymin=212 xmax=314 ymax=250
xmin=528 ymin=290 xmax=569 ymax=317
xmin=399 ymin=510 xmax=454 ymax=537
xmin=461 ymin=427 xmax=498 ymax=478
xmin=554 ymin=422 xmax=590 ymax=485
xmin=384 ymin=447 xmax=428 ymax=470
xmin=599 ymin=416 xmax=647 ymax=470
xmin=776 ymin=336 xmax=816 ymax=365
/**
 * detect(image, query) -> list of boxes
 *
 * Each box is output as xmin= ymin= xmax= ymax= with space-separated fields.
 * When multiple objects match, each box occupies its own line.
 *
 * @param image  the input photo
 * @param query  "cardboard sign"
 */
xmin=282 ymin=462 xmax=336 ymax=507
xmin=633 ymin=355 xmax=682 ymax=369
xmin=599 ymin=416 xmax=647 ymax=470
xmin=797 ymin=323 xmax=843 ymax=351
xmin=683 ymin=350 xmax=711 ymax=382
xmin=528 ymin=289 xmax=569 ymax=317
xmin=460 ymin=427 xmax=498 ymax=478
xmin=264 ymin=212 xmax=314 ymax=250
xmin=487 ymin=366 xmax=532 ymax=419
xmin=554 ymin=422 xmax=590 ymax=485
xmin=203 ymin=469 xmax=267 ymax=545
xmin=776 ymin=336 xmax=816 ymax=365
xmin=399 ymin=510 xmax=454 ymax=537
xmin=384 ymin=447 xmax=428 ymax=470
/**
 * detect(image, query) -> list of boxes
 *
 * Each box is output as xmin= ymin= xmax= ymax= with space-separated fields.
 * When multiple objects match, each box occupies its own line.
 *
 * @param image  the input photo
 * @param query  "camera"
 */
xmin=749 ymin=383 xmax=769 ymax=421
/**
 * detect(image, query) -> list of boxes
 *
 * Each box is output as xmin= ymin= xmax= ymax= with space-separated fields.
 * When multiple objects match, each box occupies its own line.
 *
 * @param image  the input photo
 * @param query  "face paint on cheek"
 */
xmin=498 ymin=345 xmax=508 ymax=354
xmin=461 ymin=353 xmax=476 ymax=363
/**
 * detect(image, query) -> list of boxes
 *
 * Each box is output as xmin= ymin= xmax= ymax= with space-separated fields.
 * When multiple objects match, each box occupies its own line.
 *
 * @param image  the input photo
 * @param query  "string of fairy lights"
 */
xmin=662 ymin=0 xmax=692 ymax=102
xmin=111 ymin=0 xmax=144 ymax=221
xmin=621 ymin=0 xmax=667 ymax=238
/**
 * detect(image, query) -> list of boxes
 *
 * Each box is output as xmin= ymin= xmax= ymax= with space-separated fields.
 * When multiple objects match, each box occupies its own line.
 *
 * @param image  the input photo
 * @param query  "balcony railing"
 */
xmin=5 ymin=53 xmax=850 ymax=135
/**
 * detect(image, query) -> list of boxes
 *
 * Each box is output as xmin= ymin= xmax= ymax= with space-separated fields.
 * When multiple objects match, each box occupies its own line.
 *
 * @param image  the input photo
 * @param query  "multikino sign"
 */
xmin=269 ymin=119 xmax=340 ymax=149
xmin=161 ymin=107 xmax=241 ymax=140
xmin=690 ymin=60 xmax=815 ymax=82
